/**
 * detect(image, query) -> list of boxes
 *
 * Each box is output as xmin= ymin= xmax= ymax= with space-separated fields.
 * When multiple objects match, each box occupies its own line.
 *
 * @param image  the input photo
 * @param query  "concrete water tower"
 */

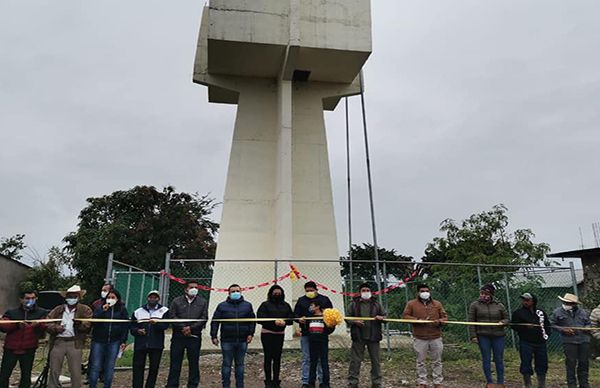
xmin=193 ymin=0 xmax=372 ymax=333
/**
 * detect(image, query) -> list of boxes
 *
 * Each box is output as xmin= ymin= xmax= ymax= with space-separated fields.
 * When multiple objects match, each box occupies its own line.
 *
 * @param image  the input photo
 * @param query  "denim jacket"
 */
xmin=550 ymin=306 xmax=591 ymax=344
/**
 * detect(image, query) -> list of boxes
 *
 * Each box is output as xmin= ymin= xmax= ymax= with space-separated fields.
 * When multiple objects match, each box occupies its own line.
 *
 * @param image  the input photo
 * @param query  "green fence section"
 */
xmin=111 ymin=261 xmax=162 ymax=318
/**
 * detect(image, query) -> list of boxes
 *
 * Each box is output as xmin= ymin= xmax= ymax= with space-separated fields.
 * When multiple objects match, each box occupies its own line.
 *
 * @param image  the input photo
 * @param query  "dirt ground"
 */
xmin=7 ymin=346 xmax=600 ymax=387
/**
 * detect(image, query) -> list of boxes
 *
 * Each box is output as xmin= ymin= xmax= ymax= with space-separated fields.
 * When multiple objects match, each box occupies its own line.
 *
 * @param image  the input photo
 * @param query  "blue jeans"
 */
xmin=477 ymin=335 xmax=505 ymax=384
xmin=221 ymin=341 xmax=247 ymax=388
xmin=89 ymin=341 xmax=120 ymax=388
xmin=301 ymin=335 xmax=322 ymax=384
xmin=519 ymin=340 xmax=548 ymax=376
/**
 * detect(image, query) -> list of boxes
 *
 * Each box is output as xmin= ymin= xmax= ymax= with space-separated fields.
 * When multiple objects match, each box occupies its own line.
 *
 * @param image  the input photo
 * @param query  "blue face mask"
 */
xmin=230 ymin=292 xmax=242 ymax=300
xmin=23 ymin=300 xmax=36 ymax=309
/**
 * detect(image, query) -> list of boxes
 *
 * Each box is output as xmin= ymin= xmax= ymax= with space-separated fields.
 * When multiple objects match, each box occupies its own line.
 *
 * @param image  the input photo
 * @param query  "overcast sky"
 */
xmin=1 ymin=0 xmax=599 ymax=266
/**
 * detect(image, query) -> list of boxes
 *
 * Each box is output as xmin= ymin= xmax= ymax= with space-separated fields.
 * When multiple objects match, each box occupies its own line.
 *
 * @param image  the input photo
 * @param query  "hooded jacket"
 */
xmin=1 ymin=305 xmax=48 ymax=353
xmin=510 ymin=295 xmax=552 ymax=344
xmin=257 ymin=285 xmax=294 ymax=333
xmin=210 ymin=296 xmax=256 ymax=342
xmin=91 ymin=303 xmax=130 ymax=344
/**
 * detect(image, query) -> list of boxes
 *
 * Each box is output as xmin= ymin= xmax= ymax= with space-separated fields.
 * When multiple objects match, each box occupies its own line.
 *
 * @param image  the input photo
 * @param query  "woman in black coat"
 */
xmin=257 ymin=285 xmax=294 ymax=388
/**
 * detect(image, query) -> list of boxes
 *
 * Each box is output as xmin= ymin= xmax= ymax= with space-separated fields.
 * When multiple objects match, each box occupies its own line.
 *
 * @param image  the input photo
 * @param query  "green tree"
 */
xmin=20 ymin=246 xmax=77 ymax=292
xmin=424 ymin=204 xmax=551 ymax=272
xmin=0 ymin=234 xmax=26 ymax=260
xmin=64 ymin=185 xmax=219 ymax=293
xmin=340 ymin=243 xmax=414 ymax=291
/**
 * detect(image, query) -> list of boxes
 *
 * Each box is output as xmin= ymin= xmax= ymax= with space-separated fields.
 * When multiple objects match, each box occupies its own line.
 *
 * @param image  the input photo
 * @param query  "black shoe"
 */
xmin=265 ymin=380 xmax=273 ymax=388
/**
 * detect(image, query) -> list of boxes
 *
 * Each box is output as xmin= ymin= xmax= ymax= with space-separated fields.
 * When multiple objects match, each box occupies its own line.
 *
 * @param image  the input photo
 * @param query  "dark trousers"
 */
xmin=166 ymin=336 xmax=201 ymax=388
xmin=261 ymin=334 xmax=284 ymax=382
xmin=519 ymin=340 xmax=548 ymax=376
xmin=132 ymin=348 xmax=163 ymax=388
xmin=308 ymin=340 xmax=330 ymax=386
xmin=563 ymin=342 xmax=590 ymax=388
xmin=348 ymin=340 xmax=381 ymax=387
xmin=0 ymin=348 xmax=36 ymax=388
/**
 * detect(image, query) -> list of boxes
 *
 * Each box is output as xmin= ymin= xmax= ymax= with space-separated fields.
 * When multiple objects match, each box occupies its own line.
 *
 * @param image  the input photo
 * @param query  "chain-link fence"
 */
xmin=107 ymin=258 xmax=164 ymax=317
xmin=103 ymin=254 xmax=581 ymax=352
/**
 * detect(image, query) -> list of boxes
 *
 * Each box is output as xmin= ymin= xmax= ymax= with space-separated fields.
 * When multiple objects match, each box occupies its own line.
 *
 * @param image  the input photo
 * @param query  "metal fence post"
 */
xmin=105 ymin=253 xmax=114 ymax=284
xmin=383 ymin=262 xmax=391 ymax=354
xmin=164 ymin=251 xmax=172 ymax=303
xmin=569 ymin=261 xmax=579 ymax=298
xmin=477 ymin=265 xmax=482 ymax=289
xmin=503 ymin=272 xmax=517 ymax=350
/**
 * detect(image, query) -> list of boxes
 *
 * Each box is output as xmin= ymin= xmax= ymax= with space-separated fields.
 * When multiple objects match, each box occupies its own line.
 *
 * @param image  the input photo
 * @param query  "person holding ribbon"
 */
xmin=88 ymin=289 xmax=130 ymax=388
xmin=468 ymin=283 xmax=509 ymax=388
xmin=294 ymin=281 xmax=333 ymax=388
xmin=257 ymin=284 xmax=294 ymax=388
xmin=303 ymin=299 xmax=335 ymax=388
xmin=166 ymin=280 xmax=209 ymax=388
xmin=402 ymin=283 xmax=447 ymax=388
xmin=130 ymin=290 xmax=170 ymax=388
xmin=0 ymin=290 xmax=48 ymax=388
xmin=347 ymin=282 xmax=386 ymax=388
xmin=510 ymin=292 xmax=551 ymax=388
xmin=551 ymin=293 xmax=591 ymax=388
xmin=211 ymin=284 xmax=256 ymax=388
xmin=46 ymin=285 xmax=93 ymax=388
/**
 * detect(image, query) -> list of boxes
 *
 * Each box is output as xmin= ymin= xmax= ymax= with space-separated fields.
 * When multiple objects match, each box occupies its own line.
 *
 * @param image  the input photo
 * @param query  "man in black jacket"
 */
xmin=294 ymin=281 xmax=333 ymax=388
xmin=130 ymin=290 xmax=169 ymax=388
xmin=211 ymin=284 xmax=256 ymax=388
xmin=511 ymin=293 xmax=551 ymax=388
xmin=166 ymin=281 xmax=209 ymax=388
xmin=346 ymin=283 xmax=385 ymax=388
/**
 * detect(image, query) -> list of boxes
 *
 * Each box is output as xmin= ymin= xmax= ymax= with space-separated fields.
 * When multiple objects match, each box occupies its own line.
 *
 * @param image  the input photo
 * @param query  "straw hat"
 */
xmin=59 ymin=285 xmax=87 ymax=298
xmin=558 ymin=293 xmax=580 ymax=304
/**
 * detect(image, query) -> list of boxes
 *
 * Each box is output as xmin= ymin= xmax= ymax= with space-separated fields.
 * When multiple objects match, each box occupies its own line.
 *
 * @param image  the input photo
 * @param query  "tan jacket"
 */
xmin=46 ymin=304 xmax=93 ymax=349
xmin=402 ymin=298 xmax=448 ymax=340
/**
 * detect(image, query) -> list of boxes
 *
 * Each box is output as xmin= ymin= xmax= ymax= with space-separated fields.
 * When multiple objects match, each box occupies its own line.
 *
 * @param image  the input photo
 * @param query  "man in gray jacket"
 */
xmin=550 ymin=293 xmax=591 ymax=388
xmin=166 ymin=281 xmax=209 ymax=388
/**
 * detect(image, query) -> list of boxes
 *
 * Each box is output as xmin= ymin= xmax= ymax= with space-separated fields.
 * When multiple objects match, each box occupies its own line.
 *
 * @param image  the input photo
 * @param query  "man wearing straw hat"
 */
xmin=46 ymin=285 xmax=93 ymax=388
xmin=550 ymin=293 xmax=591 ymax=388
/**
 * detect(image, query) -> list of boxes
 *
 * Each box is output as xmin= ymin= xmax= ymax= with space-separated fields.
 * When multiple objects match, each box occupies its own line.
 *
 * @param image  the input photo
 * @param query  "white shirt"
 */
xmin=58 ymin=305 xmax=76 ymax=338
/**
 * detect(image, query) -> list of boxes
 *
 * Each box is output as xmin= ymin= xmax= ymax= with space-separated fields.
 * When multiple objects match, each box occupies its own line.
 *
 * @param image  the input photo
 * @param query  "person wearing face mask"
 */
xmin=510 ymin=293 xmax=551 ymax=388
xmin=468 ymin=284 xmax=509 ymax=388
xmin=293 ymin=281 xmax=333 ymax=388
xmin=211 ymin=284 xmax=256 ymax=388
xmin=46 ymin=285 xmax=93 ymax=388
xmin=550 ymin=293 xmax=591 ymax=388
xmin=0 ymin=290 xmax=48 ymax=388
xmin=131 ymin=290 xmax=170 ymax=388
xmin=88 ymin=289 xmax=129 ymax=388
xmin=86 ymin=283 xmax=113 ymax=381
xmin=166 ymin=280 xmax=209 ymax=388
xmin=346 ymin=283 xmax=385 ymax=388
xmin=402 ymin=284 xmax=448 ymax=388
xmin=257 ymin=285 xmax=294 ymax=388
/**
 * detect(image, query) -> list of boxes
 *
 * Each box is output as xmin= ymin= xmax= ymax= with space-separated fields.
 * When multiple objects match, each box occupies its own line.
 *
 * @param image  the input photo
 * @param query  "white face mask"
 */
xmin=187 ymin=288 xmax=199 ymax=297
xmin=101 ymin=291 xmax=109 ymax=299
xmin=562 ymin=304 xmax=573 ymax=311
xmin=361 ymin=292 xmax=372 ymax=300
xmin=106 ymin=298 xmax=117 ymax=307
xmin=419 ymin=292 xmax=431 ymax=300
xmin=65 ymin=298 xmax=78 ymax=306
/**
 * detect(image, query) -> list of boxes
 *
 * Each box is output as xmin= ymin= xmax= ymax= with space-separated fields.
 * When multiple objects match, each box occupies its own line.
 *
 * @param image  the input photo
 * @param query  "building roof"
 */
xmin=0 ymin=253 xmax=32 ymax=269
xmin=547 ymin=247 xmax=600 ymax=259
xmin=514 ymin=268 xmax=584 ymax=289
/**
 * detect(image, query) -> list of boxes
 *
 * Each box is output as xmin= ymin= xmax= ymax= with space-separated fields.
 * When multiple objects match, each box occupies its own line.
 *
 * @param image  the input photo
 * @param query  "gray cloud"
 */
xmin=1 ymin=0 xmax=599 ymax=265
